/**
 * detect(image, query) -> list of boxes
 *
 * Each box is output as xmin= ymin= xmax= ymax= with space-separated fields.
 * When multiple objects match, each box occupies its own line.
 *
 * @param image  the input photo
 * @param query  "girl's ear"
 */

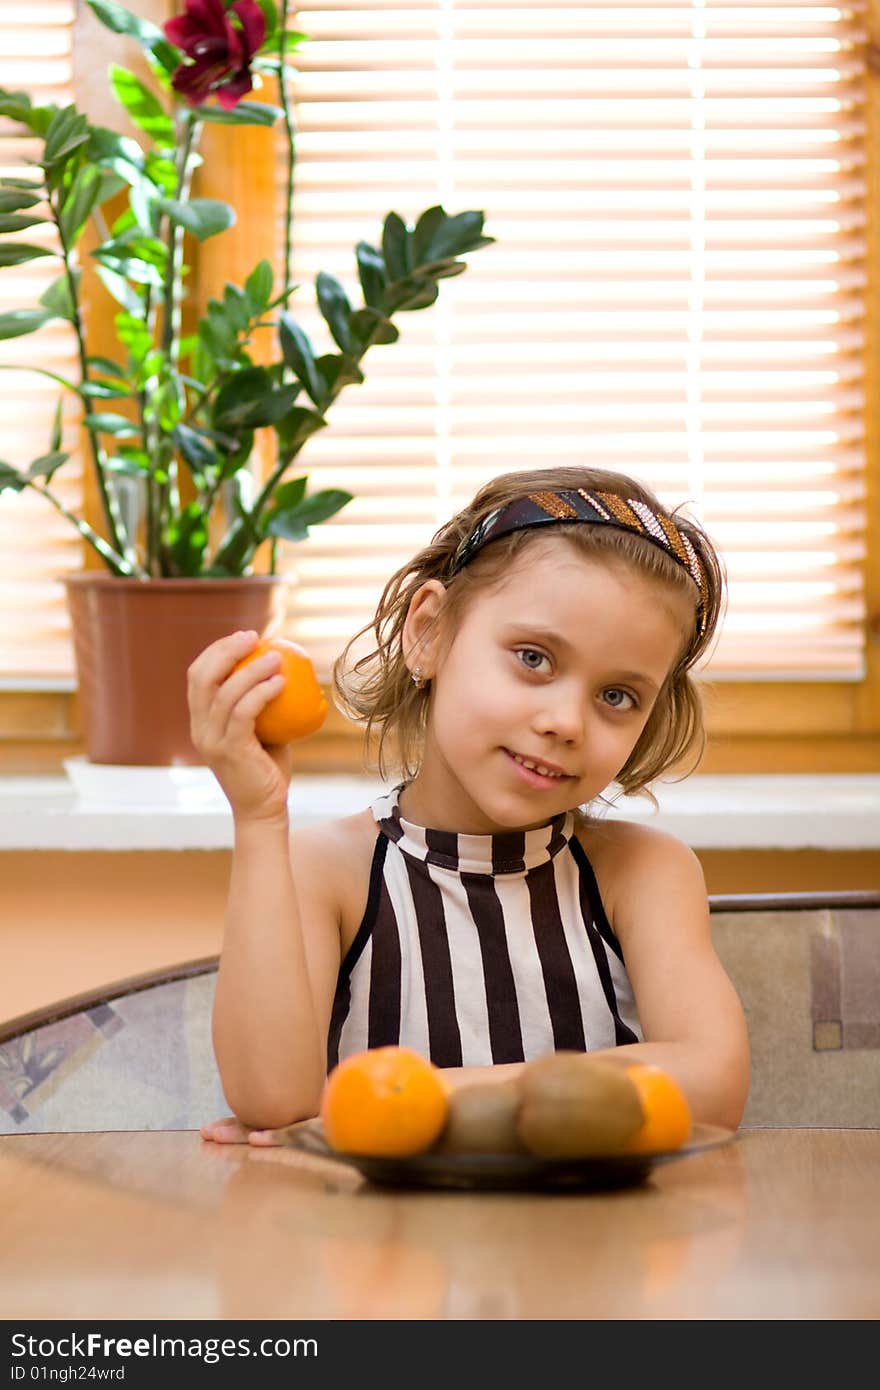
xmin=403 ymin=579 xmax=447 ymax=679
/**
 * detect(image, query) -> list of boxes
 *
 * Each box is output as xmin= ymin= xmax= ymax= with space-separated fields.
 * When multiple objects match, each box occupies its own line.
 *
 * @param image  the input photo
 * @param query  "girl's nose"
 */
xmin=532 ymin=686 xmax=584 ymax=744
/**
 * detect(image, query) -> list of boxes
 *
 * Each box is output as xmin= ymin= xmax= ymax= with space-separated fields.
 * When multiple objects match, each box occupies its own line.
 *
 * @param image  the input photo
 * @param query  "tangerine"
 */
xmin=319 ymin=1046 xmax=450 ymax=1157
xmin=233 ymin=637 xmax=327 ymax=745
xmin=621 ymin=1063 xmax=692 ymax=1155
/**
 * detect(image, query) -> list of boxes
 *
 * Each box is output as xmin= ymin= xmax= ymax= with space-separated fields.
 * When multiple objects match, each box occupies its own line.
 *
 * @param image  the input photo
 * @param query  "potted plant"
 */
xmin=0 ymin=0 xmax=493 ymax=765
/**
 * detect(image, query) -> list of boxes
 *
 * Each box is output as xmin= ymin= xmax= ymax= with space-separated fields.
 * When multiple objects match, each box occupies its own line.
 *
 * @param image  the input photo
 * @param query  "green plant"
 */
xmin=0 ymin=0 xmax=493 ymax=579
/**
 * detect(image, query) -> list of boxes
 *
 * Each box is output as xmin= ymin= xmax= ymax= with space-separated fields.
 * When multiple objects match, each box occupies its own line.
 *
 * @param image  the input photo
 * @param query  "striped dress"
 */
xmin=327 ymin=786 xmax=642 ymax=1070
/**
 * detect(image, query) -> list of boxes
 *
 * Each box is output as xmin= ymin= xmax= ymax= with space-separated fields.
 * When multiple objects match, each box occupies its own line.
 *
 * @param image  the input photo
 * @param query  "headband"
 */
xmin=448 ymin=487 xmax=708 ymax=636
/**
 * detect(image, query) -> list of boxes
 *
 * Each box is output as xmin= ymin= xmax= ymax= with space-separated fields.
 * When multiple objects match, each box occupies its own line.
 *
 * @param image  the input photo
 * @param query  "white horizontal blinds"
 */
xmin=0 ymin=0 xmax=80 ymax=682
xmin=281 ymin=2 xmax=868 ymax=679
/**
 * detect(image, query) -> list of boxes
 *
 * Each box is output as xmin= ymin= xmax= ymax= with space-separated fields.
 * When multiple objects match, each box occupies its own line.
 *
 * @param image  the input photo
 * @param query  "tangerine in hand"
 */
xmin=233 ymin=637 xmax=327 ymax=746
xmin=320 ymin=1046 xmax=449 ymax=1157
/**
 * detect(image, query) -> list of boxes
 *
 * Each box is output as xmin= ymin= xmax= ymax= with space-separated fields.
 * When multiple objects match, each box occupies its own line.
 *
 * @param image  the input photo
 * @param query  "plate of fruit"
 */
xmin=290 ymin=1047 xmax=734 ymax=1192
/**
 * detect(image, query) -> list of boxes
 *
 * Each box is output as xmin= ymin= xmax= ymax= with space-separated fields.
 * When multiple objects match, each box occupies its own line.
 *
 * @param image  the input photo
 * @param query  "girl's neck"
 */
xmin=397 ymin=773 xmax=571 ymax=837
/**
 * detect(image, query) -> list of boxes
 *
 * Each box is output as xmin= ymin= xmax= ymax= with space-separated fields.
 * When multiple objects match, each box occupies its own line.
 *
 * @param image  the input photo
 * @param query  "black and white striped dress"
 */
xmin=327 ymin=785 xmax=642 ymax=1071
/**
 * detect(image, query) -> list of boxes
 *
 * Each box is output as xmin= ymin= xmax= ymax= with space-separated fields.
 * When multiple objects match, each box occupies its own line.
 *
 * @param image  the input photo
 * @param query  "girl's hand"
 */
xmin=187 ymin=630 xmax=294 ymax=825
xmin=200 ymin=1115 xmax=293 ymax=1147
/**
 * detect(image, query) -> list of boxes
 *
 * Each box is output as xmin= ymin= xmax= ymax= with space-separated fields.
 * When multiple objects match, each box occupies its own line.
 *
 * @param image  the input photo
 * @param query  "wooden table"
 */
xmin=1 ymin=1127 xmax=878 ymax=1320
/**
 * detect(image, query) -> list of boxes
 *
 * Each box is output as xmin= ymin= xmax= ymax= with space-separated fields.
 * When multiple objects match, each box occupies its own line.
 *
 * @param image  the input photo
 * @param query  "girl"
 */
xmin=191 ymin=465 xmax=750 ymax=1145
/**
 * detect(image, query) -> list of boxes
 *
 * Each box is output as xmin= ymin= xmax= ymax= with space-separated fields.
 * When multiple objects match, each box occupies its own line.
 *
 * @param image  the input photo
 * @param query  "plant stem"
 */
xmin=28 ymin=479 xmax=130 ymax=575
xmin=278 ymin=0 xmax=296 ymax=305
xmin=51 ymin=186 xmax=141 ymax=575
xmin=151 ymin=110 xmax=200 ymax=574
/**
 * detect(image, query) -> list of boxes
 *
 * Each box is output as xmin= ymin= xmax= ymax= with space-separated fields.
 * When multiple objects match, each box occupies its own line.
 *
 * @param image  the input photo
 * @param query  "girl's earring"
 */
xmin=411 ymin=666 xmax=427 ymax=689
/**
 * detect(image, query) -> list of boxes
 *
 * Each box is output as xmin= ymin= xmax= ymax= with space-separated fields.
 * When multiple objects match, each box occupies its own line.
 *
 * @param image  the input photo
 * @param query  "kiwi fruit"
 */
xmin=435 ymin=1078 xmax=525 ymax=1154
xmin=516 ymin=1052 xmax=645 ymax=1157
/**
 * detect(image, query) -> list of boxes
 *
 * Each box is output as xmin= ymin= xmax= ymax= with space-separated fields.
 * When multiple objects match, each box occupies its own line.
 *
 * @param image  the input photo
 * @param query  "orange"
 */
xmin=620 ymin=1062 xmax=692 ymax=1155
xmin=233 ymin=637 xmax=327 ymax=745
xmin=319 ymin=1046 xmax=450 ymax=1157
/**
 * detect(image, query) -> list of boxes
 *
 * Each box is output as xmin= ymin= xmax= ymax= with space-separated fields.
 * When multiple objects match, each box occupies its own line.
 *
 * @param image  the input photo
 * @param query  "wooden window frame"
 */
xmin=1 ymin=0 xmax=878 ymax=774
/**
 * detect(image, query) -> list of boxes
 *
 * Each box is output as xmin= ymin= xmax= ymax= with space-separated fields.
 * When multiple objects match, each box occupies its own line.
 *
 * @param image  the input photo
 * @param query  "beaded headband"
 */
xmin=448 ymin=488 xmax=709 ymax=636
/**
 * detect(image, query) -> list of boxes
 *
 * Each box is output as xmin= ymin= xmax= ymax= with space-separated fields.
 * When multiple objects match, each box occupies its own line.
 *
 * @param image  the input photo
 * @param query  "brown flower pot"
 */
xmin=63 ymin=574 xmax=289 ymax=766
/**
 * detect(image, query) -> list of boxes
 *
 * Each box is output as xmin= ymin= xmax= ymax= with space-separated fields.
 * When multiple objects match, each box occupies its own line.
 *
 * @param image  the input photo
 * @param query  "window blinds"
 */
xmin=0 ymin=0 xmax=80 ymax=683
xmin=0 ymin=1 xmax=868 ymax=686
xmin=279 ymin=0 xmax=869 ymax=680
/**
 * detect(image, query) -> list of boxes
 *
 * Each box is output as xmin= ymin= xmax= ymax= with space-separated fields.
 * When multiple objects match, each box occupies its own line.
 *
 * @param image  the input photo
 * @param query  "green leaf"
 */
xmin=93 ymin=234 xmax=165 ymax=288
xmin=314 ymin=353 xmax=364 ymax=396
xmin=0 ymin=213 xmax=45 ymax=233
xmin=162 ymin=501 xmax=209 ymax=576
xmin=60 ymin=164 xmax=102 ymax=243
xmin=419 ymin=209 xmax=488 ymax=265
xmin=79 ymin=379 xmax=132 ymax=400
xmin=316 ymin=272 xmax=356 ymax=355
xmin=0 ymin=308 xmax=52 ymax=340
xmin=27 ymin=450 xmax=69 ymax=482
xmin=144 ymin=150 xmax=178 ymax=197
xmin=0 ymin=243 xmax=55 ymax=267
xmin=42 ymin=106 xmax=91 ymax=166
xmin=0 ymin=189 xmax=42 ymax=212
xmin=348 ymin=307 xmax=399 ymax=348
xmin=382 ymin=211 xmax=413 ymax=281
xmin=268 ymin=475 xmax=308 ymax=511
xmin=383 ymin=274 xmax=439 ymax=315
xmin=256 ymin=0 xmax=279 ymax=37
xmin=83 ymin=411 xmax=140 ymax=438
xmin=96 ymin=266 xmax=144 ymax=316
xmin=213 ymin=367 xmax=301 ymax=430
xmin=174 ymin=424 xmax=219 ymax=478
xmin=0 ymin=90 xmax=36 ymax=124
xmin=412 ymin=206 xmax=447 ymax=266
xmin=265 ymin=487 xmax=353 ymax=542
xmin=0 ymin=92 xmax=56 ymax=137
xmin=86 ymin=0 xmax=180 ymax=78
xmin=39 ymin=272 xmax=79 ymax=322
xmin=129 ymin=180 xmax=158 ymax=232
xmin=109 ymin=67 xmax=174 ymax=145
xmin=198 ymin=102 xmax=282 ymax=127
xmin=222 ymin=284 xmax=251 ymax=333
xmin=114 ymin=312 xmax=152 ymax=362
xmin=87 ymin=126 xmax=145 ymax=184
xmin=0 ymin=177 xmax=47 ymax=190
xmin=245 ymin=259 xmax=274 ymax=314
xmin=49 ymin=399 xmax=63 ymax=453
xmin=279 ymin=314 xmax=324 ymax=406
xmin=88 ymin=355 xmax=127 ymax=376
xmin=274 ymin=403 xmax=327 ymax=454
xmin=102 ymin=451 xmax=148 ymax=477
xmin=355 ymin=242 xmax=387 ymax=310
xmin=161 ymin=197 xmax=235 ymax=242
xmin=0 ymin=460 xmax=26 ymax=493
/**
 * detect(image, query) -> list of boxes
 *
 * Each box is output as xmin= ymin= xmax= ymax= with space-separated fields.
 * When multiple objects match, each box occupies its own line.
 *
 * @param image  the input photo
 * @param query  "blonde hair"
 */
xmin=333 ymin=466 xmax=725 ymax=798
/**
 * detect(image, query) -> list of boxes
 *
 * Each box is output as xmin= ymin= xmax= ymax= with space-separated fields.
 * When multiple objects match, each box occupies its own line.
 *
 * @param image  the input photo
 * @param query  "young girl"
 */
xmin=191 ymin=465 xmax=750 ymax=1145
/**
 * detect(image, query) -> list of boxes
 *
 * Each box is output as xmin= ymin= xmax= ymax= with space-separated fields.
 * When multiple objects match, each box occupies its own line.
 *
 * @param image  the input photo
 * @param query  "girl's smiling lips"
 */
xmin=503 ymin=748 xmax=575 ymax=786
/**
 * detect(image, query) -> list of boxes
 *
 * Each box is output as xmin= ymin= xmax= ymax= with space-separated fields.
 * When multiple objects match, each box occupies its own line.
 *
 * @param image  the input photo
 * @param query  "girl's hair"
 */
xmin=333 ymin=465 xmax=726 ymax=798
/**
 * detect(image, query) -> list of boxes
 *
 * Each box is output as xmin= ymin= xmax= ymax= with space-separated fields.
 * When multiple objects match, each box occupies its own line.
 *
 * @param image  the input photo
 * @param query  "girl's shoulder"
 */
xmin=288 ymin=805 xmax=380 ymax=943
xmin=574 ymin=811 xmax=704 ymax=928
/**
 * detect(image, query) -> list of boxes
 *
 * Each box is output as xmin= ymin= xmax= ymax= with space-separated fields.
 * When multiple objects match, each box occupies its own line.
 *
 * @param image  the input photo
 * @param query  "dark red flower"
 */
xmin=164 ymin=0 xmax=266 ymax=111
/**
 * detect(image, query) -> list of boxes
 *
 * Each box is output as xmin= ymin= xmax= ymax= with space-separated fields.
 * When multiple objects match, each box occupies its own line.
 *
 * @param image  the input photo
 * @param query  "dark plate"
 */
xmin=288 ymin=1121 xmax=734 ymax=1192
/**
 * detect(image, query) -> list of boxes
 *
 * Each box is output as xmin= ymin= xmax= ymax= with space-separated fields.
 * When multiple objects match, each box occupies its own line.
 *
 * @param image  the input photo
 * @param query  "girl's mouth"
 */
xmin=504 ymin=749 xmax=574 ymax=790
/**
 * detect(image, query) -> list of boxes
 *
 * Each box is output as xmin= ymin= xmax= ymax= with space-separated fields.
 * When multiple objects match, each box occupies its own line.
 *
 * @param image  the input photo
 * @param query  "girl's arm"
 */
xmin=187 ymin=631 xmax=342 ymax=1131
xmin=583 ymin=819 xmax=750 ymax=1131
xmin=211 ymin=819 xmax=342 ymax=1129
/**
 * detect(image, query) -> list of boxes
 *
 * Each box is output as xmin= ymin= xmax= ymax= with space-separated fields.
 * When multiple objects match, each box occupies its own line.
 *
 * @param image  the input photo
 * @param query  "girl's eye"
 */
xmin=516 ymin=647 xmax=550 ymax=674
xmin=602 ymin=687 xmax=637 ymax=712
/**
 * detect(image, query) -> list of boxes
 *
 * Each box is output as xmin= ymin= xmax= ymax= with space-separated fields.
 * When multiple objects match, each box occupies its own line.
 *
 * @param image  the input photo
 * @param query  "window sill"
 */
xmin=0 ymin=767 xmax=877 ymax=851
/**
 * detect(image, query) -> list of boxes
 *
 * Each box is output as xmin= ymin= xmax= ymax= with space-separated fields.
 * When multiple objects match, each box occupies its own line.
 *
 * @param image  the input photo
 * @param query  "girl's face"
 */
xmin=402 ymin=541 xmax=695 ymax=834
